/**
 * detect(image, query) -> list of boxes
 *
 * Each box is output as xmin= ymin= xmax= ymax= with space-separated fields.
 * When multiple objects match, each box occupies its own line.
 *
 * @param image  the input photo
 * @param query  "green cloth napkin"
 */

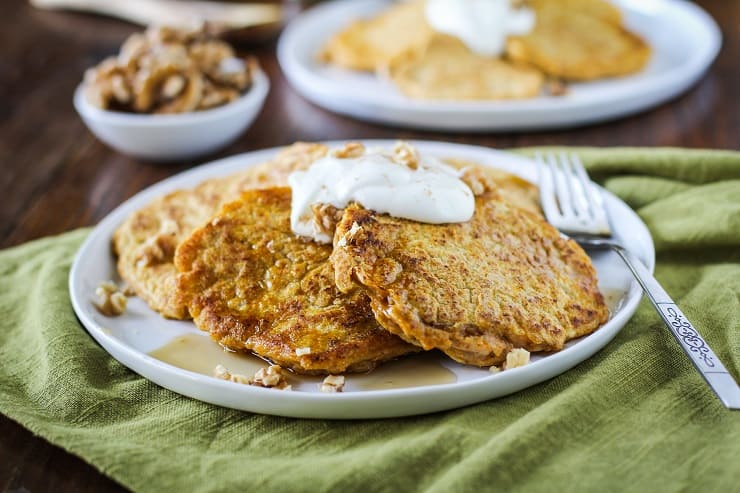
xmin=1 ymin=148 xmax=739 ymax=493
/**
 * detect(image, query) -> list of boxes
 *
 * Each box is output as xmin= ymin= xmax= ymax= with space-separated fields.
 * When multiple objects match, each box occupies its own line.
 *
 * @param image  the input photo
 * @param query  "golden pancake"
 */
xmin=528 ymin=0 xmax=623 ymax=26
xmin=329 ymin=192 xmax=608 ymax=367
xmin=319 ymin=0 xmax=433 ymax=71
xmin=174 ymin=188 xmax=418 ymax=374
xmin=112 ymin=143 xmax=328 ymax=319
xmin=387 ymin=34 xmax=544 ymax=100
xmin=507 ymin=2 xmax=650 ymax=80
xmin=448 ymin=159 xmax=542 ymax=216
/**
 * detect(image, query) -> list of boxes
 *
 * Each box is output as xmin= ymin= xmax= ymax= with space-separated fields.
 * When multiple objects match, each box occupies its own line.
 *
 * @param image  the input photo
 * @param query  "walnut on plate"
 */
xmin=213 ymin=364 xmax=292 ymax=390
xmin=83 ymin=25 xmax=255 ymax=114
xmin=320 ymin=375 xmax=345 ymax=393
xmin=93 ymin=280 xmax=128 ymax=317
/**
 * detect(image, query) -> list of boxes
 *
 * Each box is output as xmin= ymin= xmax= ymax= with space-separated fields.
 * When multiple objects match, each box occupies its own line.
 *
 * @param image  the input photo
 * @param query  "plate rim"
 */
xmin=69 ymin=141 xmax=655 ymax=418
xmin=277 ymin=0 xmax=722 ymax=131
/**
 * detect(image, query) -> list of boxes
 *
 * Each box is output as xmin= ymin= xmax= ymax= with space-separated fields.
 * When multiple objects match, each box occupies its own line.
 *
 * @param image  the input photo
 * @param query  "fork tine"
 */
xmin=570 ymin=154 xmax=611 ymax=234
xmin=559 ymin=152 xmax=590 ymax=218
xmin=546 ymin=153 xmax=576 ymax=219
xmin=570 ymin=154 xmax=597 ymax=219
xmin=535 ymin=152 xmax=560 ymax=222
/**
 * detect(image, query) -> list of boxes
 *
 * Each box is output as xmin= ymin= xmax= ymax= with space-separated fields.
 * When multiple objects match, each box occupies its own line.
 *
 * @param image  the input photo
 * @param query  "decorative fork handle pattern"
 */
xmin=612 ymin=247 xmax=740 ymax=410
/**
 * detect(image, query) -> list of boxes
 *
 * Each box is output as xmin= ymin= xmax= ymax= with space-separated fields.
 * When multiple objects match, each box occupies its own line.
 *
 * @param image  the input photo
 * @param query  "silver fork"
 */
xmin=536 ymin=152 xmax=739 ymax=410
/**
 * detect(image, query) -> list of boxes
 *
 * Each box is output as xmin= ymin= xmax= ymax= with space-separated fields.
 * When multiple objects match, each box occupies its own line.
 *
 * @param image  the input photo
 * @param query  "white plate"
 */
xmin=277 ymin=0 xmax=721 ymax=132
xmin=69 ymin=141 xmax=655 ymax=419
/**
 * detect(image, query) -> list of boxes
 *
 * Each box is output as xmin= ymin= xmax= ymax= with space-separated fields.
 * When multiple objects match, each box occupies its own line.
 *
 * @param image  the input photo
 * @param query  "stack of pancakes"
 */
xmin=113 ymin=143 xmax=608 ymax=375
xmin=319 ymin=0 xmax=651 ymax=100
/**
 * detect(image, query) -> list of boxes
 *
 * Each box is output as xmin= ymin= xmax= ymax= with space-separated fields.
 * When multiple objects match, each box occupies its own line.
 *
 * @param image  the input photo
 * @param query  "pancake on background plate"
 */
xmin=319 ymin=0 xmax=432 ymax=71
xmin=506 ymin=0 xmax=651 ymax=80
xmin=386 ymin=34 xmax=544 ymax=100
xmin=528 ymin=0 xmax=624 ymax=25
xmin=320 ymin=0 xmax=650 ymax=99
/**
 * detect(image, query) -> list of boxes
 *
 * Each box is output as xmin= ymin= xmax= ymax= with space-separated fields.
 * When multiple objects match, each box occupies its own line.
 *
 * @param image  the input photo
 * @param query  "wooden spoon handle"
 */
xmin=30 ymin=0 xmax=282 ymax=29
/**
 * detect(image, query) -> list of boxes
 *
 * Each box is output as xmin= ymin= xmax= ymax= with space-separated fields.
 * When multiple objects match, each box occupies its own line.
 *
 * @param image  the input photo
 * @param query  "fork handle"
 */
xmin=611 ymin=247 xmax=740 ymax=409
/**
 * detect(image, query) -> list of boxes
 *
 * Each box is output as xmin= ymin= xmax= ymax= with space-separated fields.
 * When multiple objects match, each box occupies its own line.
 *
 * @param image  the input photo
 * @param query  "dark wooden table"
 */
xmin=1 ymin=0 xmax=738 ymax=490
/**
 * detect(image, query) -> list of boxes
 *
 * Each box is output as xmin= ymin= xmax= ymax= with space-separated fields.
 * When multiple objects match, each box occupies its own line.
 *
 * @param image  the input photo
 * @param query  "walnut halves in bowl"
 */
xmin=84 ymin=26 xmax=254 ymax=114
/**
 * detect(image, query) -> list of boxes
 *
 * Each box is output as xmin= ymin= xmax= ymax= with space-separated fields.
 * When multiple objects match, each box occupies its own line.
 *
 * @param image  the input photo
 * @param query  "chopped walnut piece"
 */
xmin=214 ymin=57 xmax=251 ymax=90
xmin=459 ymin=167 xmax=490 ymax=196
xmin=118 ymin=33 xmax=148 ymax=69
xmin=320 ymin=375 xmax=345 ymax=393
xmin=110 ymin=74 xmax=131 ymax=103
xmin=97 ymin=280 xmax=118 ymax=294
xmin=310 ymin=203 xmax=342 ymax=239
xmin=147 ymin=25 xmax=205 ymax=45
xmin=503 ymin=348 xmax=531 ymax=370
xmin=161 ymin=74 xmax=186 ymax=99
xmin=135 ymin=234 xmax=176 ymax=268
xmin=189 ymin=39 xmax=235 ymax=73
xmin=213 ymin=364 xmax=251 ymax=384
xmin=197 ymin=83 xmax=240 ymax=110
xmin=83 ymin=25 xmax=254 ymax=114
xmin=133 ymin=217 xmax=181 ymax=267
xmin=252 ymin=365 xmax=291 ymax=390
xmin=93 ymin=280 xmax=128 ymax=317
xmin=85 ymin=57 xmax=119 ymax=83
xmin=331 ymin=142 xmax=365 ymax=159
xmin=213 ymin=364 xmax=230 ymax=379
xmin=392 ymin=141 xmax=420 ymax=170
xmin=154 ymin=70 xmax=205 ymax=114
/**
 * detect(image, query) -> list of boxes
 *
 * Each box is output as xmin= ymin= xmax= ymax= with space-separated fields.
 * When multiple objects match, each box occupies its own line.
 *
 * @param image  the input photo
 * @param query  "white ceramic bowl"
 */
xmin=74 ymin=69 xmax=269 ymax=162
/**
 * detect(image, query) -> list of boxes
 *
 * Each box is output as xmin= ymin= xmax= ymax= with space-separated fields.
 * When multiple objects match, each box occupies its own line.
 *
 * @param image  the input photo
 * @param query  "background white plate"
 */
xmin=69 ymin=141 xmax=655 ymax=419
xmin=277 ymin=0 xmax=721 ymax=132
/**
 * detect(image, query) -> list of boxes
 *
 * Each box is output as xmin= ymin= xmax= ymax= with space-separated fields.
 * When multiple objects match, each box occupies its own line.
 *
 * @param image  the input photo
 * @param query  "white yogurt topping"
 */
xmin=425 ymin=0 xmax=535 ymax=57
xmin=288 ymin=145 xmax=475 ymax=243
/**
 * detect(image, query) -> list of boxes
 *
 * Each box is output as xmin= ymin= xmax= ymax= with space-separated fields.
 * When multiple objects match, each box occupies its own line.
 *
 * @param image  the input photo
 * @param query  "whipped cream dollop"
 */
xmin=425 ymin=0 xmax=535 ymax=57
xmin=288 ymin=143 xmax=475 ymax=243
